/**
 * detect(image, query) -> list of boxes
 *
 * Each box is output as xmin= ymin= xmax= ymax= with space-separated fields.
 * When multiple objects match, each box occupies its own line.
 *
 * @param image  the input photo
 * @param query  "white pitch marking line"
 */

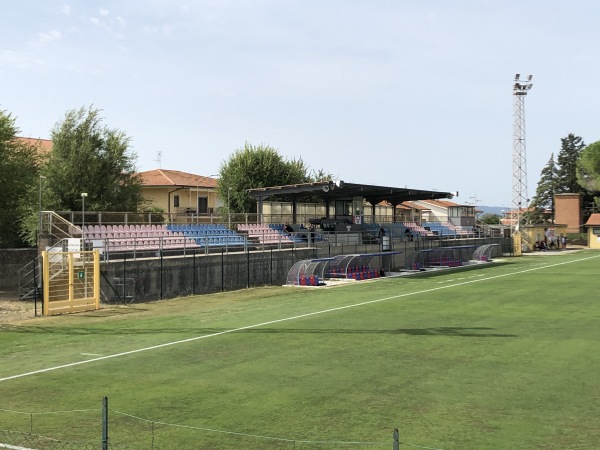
xmin=2 ymin=253 xmax=599 ymax=383
xmin=0 ymin=443 xmax=37 ymax=450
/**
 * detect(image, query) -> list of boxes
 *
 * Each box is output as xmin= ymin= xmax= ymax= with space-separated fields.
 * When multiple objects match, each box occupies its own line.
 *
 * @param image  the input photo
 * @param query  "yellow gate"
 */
xmin=42 ymin=250 xmax=100 ymax=316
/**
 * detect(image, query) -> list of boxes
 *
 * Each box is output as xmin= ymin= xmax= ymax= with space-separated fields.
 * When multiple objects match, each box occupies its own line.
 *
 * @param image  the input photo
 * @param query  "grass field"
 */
xmin=1 ymin=250 xmax=600 ymax=449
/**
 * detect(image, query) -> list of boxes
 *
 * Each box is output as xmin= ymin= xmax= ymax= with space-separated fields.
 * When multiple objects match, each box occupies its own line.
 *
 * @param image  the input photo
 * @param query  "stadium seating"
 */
xmin=83 ymin=223 xmax=247 ymax=254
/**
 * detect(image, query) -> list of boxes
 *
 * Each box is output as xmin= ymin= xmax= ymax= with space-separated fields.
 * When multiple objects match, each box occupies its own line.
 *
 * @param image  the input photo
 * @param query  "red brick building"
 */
xmin=554 ymin=193 xmax=582 ymax=233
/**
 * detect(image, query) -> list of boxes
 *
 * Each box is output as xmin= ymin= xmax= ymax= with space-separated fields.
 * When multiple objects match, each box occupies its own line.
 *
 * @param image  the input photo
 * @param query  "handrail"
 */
xmin=18 ymin=238 xmax=69 ymax=299
xmin=42 ymin=211 xmax=82 ymax=240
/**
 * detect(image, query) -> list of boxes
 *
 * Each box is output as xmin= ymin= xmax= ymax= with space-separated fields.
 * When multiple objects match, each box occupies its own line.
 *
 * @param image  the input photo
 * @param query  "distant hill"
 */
xmin=477 ymin=206 xmax=507 ymax=216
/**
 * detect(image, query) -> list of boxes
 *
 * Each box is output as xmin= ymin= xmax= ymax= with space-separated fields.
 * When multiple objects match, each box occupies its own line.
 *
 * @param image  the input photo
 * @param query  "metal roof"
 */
xmin=248 ymin=180 xmax=455 ymax=205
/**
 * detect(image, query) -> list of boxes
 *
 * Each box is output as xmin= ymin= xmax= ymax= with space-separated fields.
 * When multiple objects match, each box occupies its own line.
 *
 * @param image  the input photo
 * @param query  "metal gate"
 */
xmin=42 ymin=250 xmax=100 ymax=316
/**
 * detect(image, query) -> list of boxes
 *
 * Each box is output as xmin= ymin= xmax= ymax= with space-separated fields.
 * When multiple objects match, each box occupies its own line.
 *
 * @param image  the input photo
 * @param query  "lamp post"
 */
xmin=38 ymin=176 xmax=46 ymax=247
xmin=81 ymin=193 xmax=88 ymax=250
xmin=228 ymin=187 xmax=231 ymax=229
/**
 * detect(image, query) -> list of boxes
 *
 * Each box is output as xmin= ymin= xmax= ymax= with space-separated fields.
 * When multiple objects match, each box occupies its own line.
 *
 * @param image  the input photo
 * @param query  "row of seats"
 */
xmin=168 ymin=223 xmax=228 ymax=232
xmin=297 ymin=275 xmax=321 ymax=286
xmin=402 ymin=222 xmax=434 ymax=237
xmin=83 ymin=223 xmax=247 ymax=251
xmin=237 ymin=223 xmax=298 ymax=244
xmin=425 ymin=257 xmax=463 ymax=267
xmin=422 ymin=222 xmax=470 ymax=236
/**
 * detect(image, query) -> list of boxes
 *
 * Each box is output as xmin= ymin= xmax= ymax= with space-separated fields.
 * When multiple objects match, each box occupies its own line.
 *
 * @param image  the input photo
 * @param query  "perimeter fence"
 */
xmin=97 ymin=236 xmax=510 ymax=305
xmin=0 ymin=400 xmax=444 ymax=450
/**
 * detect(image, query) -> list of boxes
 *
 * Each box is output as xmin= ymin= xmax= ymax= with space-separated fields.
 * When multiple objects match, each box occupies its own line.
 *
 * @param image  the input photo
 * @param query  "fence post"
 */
xmin=33 ymin=257 xmax=38 ymax=317
xmin=190 ymin=250 xmax=194 ymax=295
xmin=221 ymin=248 xmax=225 ymax=292
xmin=246 ymin=248 xmax=250 ymax=289
xmin=393 ymin=427 xmax=399 ymax=450
xmin=102 ymin=396 xmax=108 ymax=450
xmin=159 ymin=250 xmax=163 ymax=300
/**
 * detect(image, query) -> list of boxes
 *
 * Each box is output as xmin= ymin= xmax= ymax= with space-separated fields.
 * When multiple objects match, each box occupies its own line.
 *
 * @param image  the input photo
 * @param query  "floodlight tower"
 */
xmin=511 ymin=74 xmax=533 ymax=233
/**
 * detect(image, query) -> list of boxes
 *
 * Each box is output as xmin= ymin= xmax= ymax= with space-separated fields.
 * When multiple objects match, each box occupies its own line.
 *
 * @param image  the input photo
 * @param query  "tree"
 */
xmin=479 ymin=213 xmax=501 ymax=225
xmin=0 ymin=110 xmax=40 ymax=248
xmin=577 ymin=140 xmax=600 ymax=210
xmin=44 ymin=106 xmax=143 ymax=212
xmin=526 ymin=154 xmax=558 ymax=224
xmin=217 ymin=142 xmax=310 ymax=213
xmin=556 ymin=133 xmax=586 ymax=194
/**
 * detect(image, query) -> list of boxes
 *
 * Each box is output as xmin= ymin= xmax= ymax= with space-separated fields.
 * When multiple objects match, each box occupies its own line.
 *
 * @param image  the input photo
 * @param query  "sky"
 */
xmin=2 ymin=0 xmax=599 ymax=208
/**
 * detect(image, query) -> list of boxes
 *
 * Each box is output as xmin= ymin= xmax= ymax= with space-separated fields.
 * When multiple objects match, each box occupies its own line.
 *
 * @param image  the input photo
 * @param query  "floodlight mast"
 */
xmin=511 ymin=73 xmax=533 ymax=234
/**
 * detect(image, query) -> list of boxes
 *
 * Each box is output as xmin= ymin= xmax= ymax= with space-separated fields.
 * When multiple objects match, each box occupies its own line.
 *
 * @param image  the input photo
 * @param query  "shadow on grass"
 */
xmin=406 ymin=260 xmax=513 ymax=278
xmin=0 ymin=325 xmax=516 ymax=338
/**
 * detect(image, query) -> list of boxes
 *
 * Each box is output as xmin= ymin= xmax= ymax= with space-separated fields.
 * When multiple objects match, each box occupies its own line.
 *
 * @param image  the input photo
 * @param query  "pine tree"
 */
xmin=527 ymin=154 xmax=558 ymax=223
xmin=556 ymin=133 xmax=585 ymax=194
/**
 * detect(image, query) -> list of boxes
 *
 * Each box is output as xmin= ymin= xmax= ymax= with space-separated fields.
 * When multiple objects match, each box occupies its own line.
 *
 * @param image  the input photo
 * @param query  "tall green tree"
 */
xmin=556 ymin=133 xmax=586 ymax=194
xmin=46 ymin=106 xmax=143 ymax=212
xmin=526 ymin=154 xmax=558 ymax=223
xmin=577 ymin=140 xmax=600 ymax=210
xmin=0 ymin=110 xmax=40 ymax=248
xmin=217 ymin=142 xmax=309 ymax=213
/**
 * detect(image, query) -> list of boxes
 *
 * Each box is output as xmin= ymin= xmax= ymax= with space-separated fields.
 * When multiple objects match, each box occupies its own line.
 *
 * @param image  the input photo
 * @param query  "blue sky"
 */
xmin=2 ymin=0 xmax=599 ymax=207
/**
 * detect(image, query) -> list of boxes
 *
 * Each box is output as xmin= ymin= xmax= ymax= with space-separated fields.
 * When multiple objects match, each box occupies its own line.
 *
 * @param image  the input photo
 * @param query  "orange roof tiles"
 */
xmin=585 ymin=213 xmax=600 ymax=226
xmin=417 ymin=199 xmax=460 ymax=208
xmin=138 ymin=169 xmax=218 ymax=188
xmin=401 ymin=201 xmax=430 ymax=210
xmin=16 ymin=137 xmax=53 ymax=153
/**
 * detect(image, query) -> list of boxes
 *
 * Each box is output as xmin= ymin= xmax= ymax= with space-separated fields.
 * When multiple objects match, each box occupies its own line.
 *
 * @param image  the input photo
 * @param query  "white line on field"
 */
xmin=0 ymin=443 xmax=36 ymax=450
xmin=2 ymin=253 xmax=599 ymax=383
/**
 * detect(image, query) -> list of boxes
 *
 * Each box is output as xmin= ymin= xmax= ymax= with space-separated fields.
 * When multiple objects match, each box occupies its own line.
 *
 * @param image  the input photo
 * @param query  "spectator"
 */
xmin=561 ymin=235 xmax=567 ymax=248
xmin=284 ymin=223 xmax=294 ymax=234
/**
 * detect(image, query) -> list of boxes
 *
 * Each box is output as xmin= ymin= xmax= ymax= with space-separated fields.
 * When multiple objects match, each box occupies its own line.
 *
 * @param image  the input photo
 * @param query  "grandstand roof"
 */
xmin=139 ymin=169 xmax=218 ymax=188
xmin=248 ymin=180 xmax=455 ymax=205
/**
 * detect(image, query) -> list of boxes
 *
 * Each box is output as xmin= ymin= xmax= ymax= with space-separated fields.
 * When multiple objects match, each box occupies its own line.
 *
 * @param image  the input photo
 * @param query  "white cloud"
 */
xmin=143 ymin=24 xmax=173 ymax=35
xmin=36 ymin=30 xmax=62 ymax=45
xmin=0 ymin=50 xmax=50 ymax=69
xmin=89 ymin=12 xmax=127 ymax=39
xmin=62 ymin=4 xmax=71 ymax=15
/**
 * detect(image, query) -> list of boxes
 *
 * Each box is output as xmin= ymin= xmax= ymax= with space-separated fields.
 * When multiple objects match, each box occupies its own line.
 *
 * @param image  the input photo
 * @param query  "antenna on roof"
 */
xmin=154 ymin=151 xmax=162 ymax=168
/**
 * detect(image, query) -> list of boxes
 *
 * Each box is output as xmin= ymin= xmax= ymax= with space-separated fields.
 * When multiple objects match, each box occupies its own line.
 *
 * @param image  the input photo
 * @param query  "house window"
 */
xmin=173 ymin=194 xmax=180 ymax=208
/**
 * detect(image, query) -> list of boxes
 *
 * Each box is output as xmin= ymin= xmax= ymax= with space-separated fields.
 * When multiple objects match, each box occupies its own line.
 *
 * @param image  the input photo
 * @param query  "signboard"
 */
xmin=78 ymin=271 xmax=85 ymax=279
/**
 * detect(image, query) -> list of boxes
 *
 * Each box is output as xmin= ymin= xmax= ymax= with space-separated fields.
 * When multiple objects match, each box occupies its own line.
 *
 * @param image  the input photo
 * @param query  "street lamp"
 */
xmin=228 ymin=187 xmax=231 ymax=229
xmin=81 ymin=193 xmax=88 ymax=250
xmin=38 ymin=175 xmax=46 ymax=248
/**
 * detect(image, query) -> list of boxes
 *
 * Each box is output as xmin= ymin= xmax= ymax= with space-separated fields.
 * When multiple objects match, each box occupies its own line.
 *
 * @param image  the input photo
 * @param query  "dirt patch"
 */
xmin=0 ymin=300 xmax=35 ymax=323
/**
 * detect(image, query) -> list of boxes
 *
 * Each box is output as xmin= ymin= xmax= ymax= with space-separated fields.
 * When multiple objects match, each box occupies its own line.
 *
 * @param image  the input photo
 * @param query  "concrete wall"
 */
xmin=98 ymin=237 xmax=506 ymax=303
xmin=100 ymin=248 xmax=315 ymax=303
xmin=0 ymin=248 xmax=38 ymax=298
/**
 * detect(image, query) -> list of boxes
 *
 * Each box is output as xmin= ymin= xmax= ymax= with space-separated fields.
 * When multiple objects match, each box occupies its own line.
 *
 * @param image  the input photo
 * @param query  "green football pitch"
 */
xmin=1 ymin=250 xmax=600 ymax=449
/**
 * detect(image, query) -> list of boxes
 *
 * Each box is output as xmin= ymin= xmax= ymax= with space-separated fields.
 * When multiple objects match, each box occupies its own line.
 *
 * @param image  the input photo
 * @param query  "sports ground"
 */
xmin=1 ymin=250 xmax=599 ymax=449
